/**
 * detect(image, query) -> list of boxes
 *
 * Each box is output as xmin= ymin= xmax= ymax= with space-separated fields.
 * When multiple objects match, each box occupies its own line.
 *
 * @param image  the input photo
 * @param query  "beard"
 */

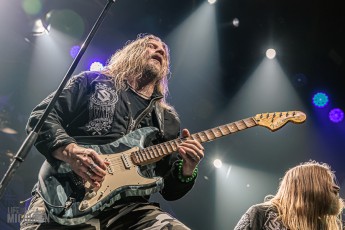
xmin=140 ymin=61 xmax=163 ymax=83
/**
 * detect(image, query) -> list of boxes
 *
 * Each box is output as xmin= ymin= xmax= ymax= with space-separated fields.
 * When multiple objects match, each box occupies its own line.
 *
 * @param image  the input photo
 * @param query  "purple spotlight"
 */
xmin=89 ymin=62 xmax=104 ymax=71
xmin=312 ymin=92 xmax=329 ymax=108
xmin=70 ymin=45 xmax=80 ymax=58
xmin=329 ymin=108 xmax=344 ymax=123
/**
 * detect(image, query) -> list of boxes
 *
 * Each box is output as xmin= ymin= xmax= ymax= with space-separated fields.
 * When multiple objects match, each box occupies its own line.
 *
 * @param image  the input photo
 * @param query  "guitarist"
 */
xmin=21 ymin=34 xmax=204 ymax=230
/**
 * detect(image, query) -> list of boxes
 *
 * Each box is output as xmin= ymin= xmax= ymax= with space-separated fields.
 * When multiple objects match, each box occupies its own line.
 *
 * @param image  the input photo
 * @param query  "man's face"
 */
xmin=142 ymin=39 xmax=167 ymax=80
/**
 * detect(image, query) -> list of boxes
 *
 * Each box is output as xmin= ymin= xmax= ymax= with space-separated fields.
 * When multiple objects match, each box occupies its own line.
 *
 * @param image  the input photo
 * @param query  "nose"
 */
xmin=155 ymin=47 xmax=165 ymax=56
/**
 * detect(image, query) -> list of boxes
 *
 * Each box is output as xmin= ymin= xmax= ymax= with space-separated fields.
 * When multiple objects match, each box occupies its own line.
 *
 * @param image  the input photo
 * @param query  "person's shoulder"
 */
xmin=78 ymin=71 xmax=115 ymax=86
xmin=247 ymin=203 xmax=271 ymax=214
xmin=80 ymin=71 xmax=109 ymax=80
xmin=164 ymin=106 xmax=180 ymax=122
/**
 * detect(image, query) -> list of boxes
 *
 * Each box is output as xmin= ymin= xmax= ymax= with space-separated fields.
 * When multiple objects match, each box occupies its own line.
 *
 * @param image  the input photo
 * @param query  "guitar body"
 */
xmin=38 ymin=127 xmax=163 ymax=225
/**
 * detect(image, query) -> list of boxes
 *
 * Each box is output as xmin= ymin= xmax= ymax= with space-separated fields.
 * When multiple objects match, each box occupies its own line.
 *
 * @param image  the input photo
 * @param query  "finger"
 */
xmin=181 ymin=129 xmax=190 ymax=138
xmin=88 ymin=161 xmax=107 ymax=177
xmin=80 ymin=170 xmax=100 ymax=188
xmin=180 ymin=140 xmax=204 ymax=151
xmin=71 ymin=161 xmax=102 ymax=186
xmin=178 ymin=150 xmax=191 ymax=162
xmin=87 ymin=149 xmax=108 ymax=170
xmin=79 ymin=164 xmax=103 ymax=181
xmin=80 ymin=149 xmax=107 ymax=176
xmin=180 ymin=147 xmax=201 ymax=161
xmin=179 ymin=142 xmax=204 ymax=156
xmin=86 ymin=169 xmax=104 ymax=182
xmin=180 ymin=147 xmax=201 ymax=162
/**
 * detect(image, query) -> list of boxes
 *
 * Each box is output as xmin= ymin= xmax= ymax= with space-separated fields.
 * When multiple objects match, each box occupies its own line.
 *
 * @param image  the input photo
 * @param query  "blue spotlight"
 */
xmin=70 ymin=45 xmax=80 ymax=58
xmin=312 ymin=92 xmax=329 ymax=108
xmin=329 ymin=108 xmax=344 ymax=123
xmin=89 ymin=62 xmax=104 ymax=71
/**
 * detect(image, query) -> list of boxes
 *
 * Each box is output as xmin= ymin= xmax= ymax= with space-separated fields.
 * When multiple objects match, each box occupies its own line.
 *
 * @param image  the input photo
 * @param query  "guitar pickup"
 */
xmin=121 ymin=154 xmax=131 ymax=169
xmin=105 ymin=157 xmax=114 ymax=175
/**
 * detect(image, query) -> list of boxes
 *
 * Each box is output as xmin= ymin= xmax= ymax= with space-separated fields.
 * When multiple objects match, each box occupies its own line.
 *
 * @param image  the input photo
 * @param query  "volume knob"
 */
xmin=86 ymin=191 xmax=97 ymax=199
xmin=80 ymin=200 xmax=89 ymax=210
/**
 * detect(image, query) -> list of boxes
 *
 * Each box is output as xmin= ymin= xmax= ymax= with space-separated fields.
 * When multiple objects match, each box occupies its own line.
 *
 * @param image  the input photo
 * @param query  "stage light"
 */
xmin=22 ymin=0 xmax=42 ymax=16
xmin=213 ymin=159 xmax=222 ymax=169
xmin=329 ymin=108 xmax=344 ymax=123
xmin=90 ymin=62 xmax=104 ymax=71
xmin=266 ymin=49 xmax=276 ymax=59
xmin=232 ymin=18 xmax=240 ymax=27
xmin=312 ymin=92 xmax=329 ymax=108
xmin=32 ymin=19 xmax=50 ymax=36
xmin=208 ymin=0 xmax=217 ymax=4
xmin=70 ymin=45 xmax=80 ymax=59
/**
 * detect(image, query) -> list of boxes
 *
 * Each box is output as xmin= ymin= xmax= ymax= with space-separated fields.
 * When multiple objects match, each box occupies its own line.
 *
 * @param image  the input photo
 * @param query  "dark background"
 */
xmin=1 ymin=0 xmax=344 ymax=229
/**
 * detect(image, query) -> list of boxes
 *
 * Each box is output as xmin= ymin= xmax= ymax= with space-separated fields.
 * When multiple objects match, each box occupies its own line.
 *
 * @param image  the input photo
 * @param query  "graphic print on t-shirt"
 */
xmin=86 ymin=83 xmax=118 ymax=135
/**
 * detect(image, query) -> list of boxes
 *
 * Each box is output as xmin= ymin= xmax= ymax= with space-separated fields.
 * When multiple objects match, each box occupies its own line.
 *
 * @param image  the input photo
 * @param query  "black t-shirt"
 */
xmin=126 ymin=88 xmax=153 ymax=129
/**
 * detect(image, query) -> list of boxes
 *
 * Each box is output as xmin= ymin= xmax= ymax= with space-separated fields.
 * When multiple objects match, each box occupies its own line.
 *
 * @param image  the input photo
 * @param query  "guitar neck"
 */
xmin=131 ymin=117 xmax=257 ymax=165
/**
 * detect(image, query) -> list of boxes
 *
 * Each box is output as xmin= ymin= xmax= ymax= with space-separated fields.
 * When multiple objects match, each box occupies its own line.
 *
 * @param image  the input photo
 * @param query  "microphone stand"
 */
xmin=0 ymin=0 xmax=116 ymax=199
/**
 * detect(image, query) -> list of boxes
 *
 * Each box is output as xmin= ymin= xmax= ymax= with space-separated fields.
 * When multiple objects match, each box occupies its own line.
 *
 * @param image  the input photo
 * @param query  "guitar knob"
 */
xmin=80 ymin=200 xmax=89 ymax=210
xmin=86 ymin=191 xmax=96 ymax=199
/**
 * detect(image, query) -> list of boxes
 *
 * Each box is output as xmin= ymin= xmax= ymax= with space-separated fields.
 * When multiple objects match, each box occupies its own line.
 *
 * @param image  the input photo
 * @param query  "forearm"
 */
xmin=52 ymin=143 xmax=78 ymax=163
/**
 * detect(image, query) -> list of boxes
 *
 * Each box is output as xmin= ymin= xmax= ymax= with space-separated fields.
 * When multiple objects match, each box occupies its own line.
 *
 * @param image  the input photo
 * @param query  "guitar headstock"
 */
xmin=254 ymin=111 xmax=306 ymax=131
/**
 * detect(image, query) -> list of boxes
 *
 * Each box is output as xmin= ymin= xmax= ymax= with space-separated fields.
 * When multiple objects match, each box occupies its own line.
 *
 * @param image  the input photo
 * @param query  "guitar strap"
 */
xmin=127 ymin=96 xmax=164 ymax=137
xmin=153 ymin=101 xmax=164 ymax=138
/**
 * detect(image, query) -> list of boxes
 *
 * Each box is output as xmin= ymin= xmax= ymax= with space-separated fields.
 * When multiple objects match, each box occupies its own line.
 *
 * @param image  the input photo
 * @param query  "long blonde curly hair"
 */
xmin=270 ymin=161 xmax=344 ymax=230
xmin=102 ymin=34 xmax=173 ymax=110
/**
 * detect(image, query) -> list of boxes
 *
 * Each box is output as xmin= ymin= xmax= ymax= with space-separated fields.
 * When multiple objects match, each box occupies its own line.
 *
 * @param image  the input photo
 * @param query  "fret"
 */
xmin=220 ymin=125 xmax=230 ymax=135
xmin=159 ymin=144 xmax=167 ymax=155
xmin=212 ymin=127 xmax=223 ymax=138
xmin=152 ymin=146 xmax=159 ymax=158
xmin=199 ymin=131 xmax=210 ymax=142
xmin=147 ymin=147 xmax=154 ymax=159
xmin=227 ymin=123 xmax=239 ymax=133
xmin=163 ymin=142 xmax=173 ymax=153
xmin=236 ymin=120 xmax=247 ymax=130
xmin=154 ymin=145 xmax=163 ymax=156
xmin=209 ymin=129 xmax=217 ymax=139
xmin=133 ymin=152 xmax=140 ymax=163
xmin=222 ymin=124 xmax=232 ymax=134
xmin=159 ymin=144 xmax=169 ymax=155
xmin=157 ymin=144 xmax=164 ymax=156
xmin=167 ymin=141 xmax=177 ymax=152
xmin=243 ymin=118 xmax=255 ymax=128
xmin=142 ymin=149 xmax=148 ymax=161
xmin=191 ymin=133 xmax=202 ymax=143
xmin=217 ymin=126 xmax=226 ymax=136
xmin=171 ymin=140 xmax=180 ymax=150
xmin=197 ymin=132 xmax=208 ymax=142
xmin=137 ymin=150 xmax=144 ymax=162
xmin=205 ymin=130 xmax=215 ymax=140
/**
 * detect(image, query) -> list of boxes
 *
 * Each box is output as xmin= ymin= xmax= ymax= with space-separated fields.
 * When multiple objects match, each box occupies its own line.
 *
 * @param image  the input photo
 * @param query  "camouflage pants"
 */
xmin=20 ymin=194 xmax=191 ymax=230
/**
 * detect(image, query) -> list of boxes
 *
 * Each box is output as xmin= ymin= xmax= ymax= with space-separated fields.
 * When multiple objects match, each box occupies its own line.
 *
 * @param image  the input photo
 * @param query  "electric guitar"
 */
xmin=37 ymin=111 xmax=306 ymax=225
